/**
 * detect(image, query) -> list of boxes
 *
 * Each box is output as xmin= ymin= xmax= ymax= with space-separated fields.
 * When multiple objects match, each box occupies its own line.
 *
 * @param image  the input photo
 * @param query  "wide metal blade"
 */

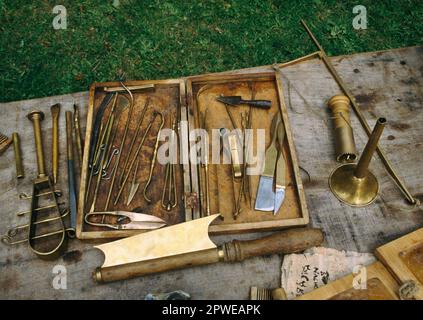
xmin=95 ymin=214 xmax=220 ymax=268
xmin=273 ymin=187 xmax=285 ymax=215
xmin=254 ymin=176 xmax=275 ymax=211
xmin=127 ymin=182 xmax=140 ymax=206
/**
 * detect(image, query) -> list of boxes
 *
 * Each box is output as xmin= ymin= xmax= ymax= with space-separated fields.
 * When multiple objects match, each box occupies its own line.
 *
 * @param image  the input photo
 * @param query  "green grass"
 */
xmin=1 ymin=0 xmax=422 ymax=102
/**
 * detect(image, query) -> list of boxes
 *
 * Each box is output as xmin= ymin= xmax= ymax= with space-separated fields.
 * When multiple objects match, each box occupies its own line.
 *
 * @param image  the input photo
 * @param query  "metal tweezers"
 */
xmin=84 ymin=211 xmax=167 ymax=230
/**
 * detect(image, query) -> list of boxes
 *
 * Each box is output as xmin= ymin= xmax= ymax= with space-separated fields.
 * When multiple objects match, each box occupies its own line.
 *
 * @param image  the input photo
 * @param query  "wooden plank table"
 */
xmin=0 ymin=46 xmax=422 ymax=300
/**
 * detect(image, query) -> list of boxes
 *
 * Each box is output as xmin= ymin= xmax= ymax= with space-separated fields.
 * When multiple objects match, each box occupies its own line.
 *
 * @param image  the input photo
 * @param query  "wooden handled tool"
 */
xmin=93 ymin=214 xmax=323 ymax=283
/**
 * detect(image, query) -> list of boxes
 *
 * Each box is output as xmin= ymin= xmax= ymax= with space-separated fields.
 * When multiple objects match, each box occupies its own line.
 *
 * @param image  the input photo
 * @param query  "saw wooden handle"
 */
xmin=93 ymin=228 xmax=323 ymax=283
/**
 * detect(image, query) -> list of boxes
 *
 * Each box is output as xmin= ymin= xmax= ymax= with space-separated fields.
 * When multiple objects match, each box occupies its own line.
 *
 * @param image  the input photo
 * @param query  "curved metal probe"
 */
xmin=102 ymin=148 xmax=119 ymax=178
xmin=118 ymin=97 xmax=150 ymax=187
xmin=113 ymin=112 xmax=159 ymax=205
xmin=143 ymin=112 xmax=165 ymax=203
xmin=103 ymin=82 xmax=135 ymax=211
xmin=89 ymin=110 xmax=115 ymax=212
xmin=103 ymin=95 xmax=130 ymax=167
xmin=85 ymin=94 xmax=118 ymax=205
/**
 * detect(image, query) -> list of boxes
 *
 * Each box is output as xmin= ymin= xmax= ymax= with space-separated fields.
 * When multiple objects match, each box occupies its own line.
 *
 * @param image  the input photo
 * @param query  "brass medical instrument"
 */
xmin=234 ymin=112 xmax=250 ymax=218
xmin=301 ymin=20 xmax=416 ymax=205
xmin=93 ymin=215 xmax=324 ymax=283
xmin=12 ymin=132 xmax=24 ymax=179
xmin=85 ymin=211 xmax=167 ymax=230
xmin=221 ymin=98 xmax=238 ymax=132
xmin=113 ymin=112 xmax=159 ymax=205
xmin=102 ymin=95 xmax=130 ymax=174
xmin=329 ymin=118 xmax=386 ymax=207
xmin=247 ymin=83 xmax=255 ymax=208
xmin=0 ymin=132 xmax=12 ymax=155
xmin=127 ymin=157 xmax=141 ymax=206
xmin=66 ymin=111 xmax=78 ymax=233
xmin=89 ymin=106 xmax=115 ymax=213
xmin=161 ymin=116 xmax=178 ymax=211
xmin=328 ymin=95 xmax=357 ymax=162
xmin=51 ymin=104 xmax=60 ymax=185
xmin=103 ymin=83 xmax=135 ymax=210
xmin=88 ymin=92 xmax=115 ymax=170
xmin=2 ymin=209 xmax=71 ymax=245
xmin=93 ymin=94 xmax=122 ymax=173
xmin=143 ymin=111 xmax=165 ymax=203
xmin=100 ymin=97 xmax=129 ymax=180
xmin=102 ymin=148 xmax=119 ymax=179
xmin=73 ymin=104 xmax=84 ymax=169
xmin=199 ymin=111 xmax=210 ymax=216
xmin=26 ymin=110 xmax=68 ymax=259
xmin=85 ymin=94 xmax=119 ymax=205
xmin=104 ymin=84 xmax=155 ymax=93
xmin=118 ymin=97 xmax=150 ymax=188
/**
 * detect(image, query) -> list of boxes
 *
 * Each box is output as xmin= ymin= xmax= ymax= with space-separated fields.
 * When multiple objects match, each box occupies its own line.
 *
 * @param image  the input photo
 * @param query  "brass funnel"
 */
xmin=329 ymin=118 xmax=386 ymax=207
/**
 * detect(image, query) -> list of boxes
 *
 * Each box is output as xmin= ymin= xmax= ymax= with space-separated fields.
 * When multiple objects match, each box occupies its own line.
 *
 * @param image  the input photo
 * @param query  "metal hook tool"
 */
xmin=143 ymin=111 xmax=165 ymax=203
xmin=103 ymin=82 xmax=135 ymax=210
xmin=118 ymin=97 xmax=150 ymax=188
xmin=113 ymin=112 xmax=160 ymax=205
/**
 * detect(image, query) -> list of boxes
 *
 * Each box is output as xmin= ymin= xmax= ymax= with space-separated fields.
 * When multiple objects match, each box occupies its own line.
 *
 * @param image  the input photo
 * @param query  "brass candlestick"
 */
xmin=329 ymin=118 xmax=386 ymax=207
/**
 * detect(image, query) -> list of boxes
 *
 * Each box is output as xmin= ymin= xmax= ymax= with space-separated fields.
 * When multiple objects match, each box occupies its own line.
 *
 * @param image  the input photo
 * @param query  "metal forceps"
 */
xmin=161 ymin=116 xmax=178 ymax=211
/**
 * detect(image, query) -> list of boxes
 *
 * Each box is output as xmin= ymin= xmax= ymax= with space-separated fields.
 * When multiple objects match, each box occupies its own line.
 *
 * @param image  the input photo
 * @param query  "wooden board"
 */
xmin=296 ymin=262 xmax=399 ymax=300
xmin=0 ymin=46 xmax=422 ymax=299
xmin=187 ymin=72 xmax=308 ymax=233
xmin=375 ymin=227 xmax=423 ymax=299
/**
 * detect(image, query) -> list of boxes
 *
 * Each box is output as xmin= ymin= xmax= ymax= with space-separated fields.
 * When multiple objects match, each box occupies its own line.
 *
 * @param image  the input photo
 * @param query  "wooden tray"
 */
xmin=186 ymin=71 xmax=309 ymax=234
xmin=77 ymin=72 xmax=309 ymax=239
xmin=77 ymin=79 xmax=189 ymax=239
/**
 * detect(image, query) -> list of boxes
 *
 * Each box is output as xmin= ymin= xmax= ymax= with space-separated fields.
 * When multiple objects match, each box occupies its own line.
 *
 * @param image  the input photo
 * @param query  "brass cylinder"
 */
xmin=27 ymin=111 xmax=46 ymax=178
xmin=328 ymin=95 xmax=357 ymax=162
xmin=12 ymin=133 xmax=24 ymax=179
xmin=355 ymin=118 xmax=386 ymax=179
